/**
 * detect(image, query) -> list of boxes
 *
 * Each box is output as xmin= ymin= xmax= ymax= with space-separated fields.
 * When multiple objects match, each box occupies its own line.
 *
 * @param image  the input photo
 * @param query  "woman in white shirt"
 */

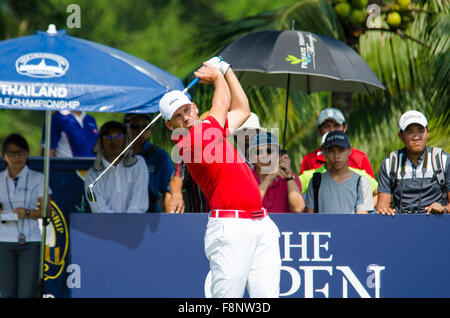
xmin=0 ymin=134 xmax=51 ymax=298
xmin=85 ymin=121 xmax=149 ymax=213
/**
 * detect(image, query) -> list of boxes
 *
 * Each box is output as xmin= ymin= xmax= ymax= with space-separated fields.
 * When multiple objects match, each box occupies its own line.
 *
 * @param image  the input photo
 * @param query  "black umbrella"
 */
xmin=219 ymin=28 xmax=385 ymax=151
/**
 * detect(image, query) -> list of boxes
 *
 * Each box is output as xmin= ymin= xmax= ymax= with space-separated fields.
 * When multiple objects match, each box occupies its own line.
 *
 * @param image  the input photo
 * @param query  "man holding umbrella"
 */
xmin=300 ymin=107 xmax=375 ymax=178
xmin=159 ymin=58 xmax=281 ymax=298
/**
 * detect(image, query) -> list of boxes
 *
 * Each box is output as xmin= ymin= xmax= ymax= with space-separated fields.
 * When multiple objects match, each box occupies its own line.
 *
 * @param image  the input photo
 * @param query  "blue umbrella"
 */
xmin=0 ymin=25 xmax=185 ymax=113
xmin=0 ymin=25 xmax=185 ymax=297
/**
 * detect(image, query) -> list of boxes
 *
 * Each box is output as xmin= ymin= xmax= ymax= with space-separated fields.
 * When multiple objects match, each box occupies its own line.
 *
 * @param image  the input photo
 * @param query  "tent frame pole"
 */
xmin=37 ymin=110 xmax=51 ymax=298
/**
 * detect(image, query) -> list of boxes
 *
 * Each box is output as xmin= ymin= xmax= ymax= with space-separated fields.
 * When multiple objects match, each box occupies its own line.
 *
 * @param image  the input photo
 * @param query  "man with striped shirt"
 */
xmin=376 ymin=110 xmax=450 ymax=215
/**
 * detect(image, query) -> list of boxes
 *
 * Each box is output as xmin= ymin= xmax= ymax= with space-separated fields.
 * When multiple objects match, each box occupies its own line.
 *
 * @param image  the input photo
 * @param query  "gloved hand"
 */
xmin=205 ymin=56 xmax=230 ymax=76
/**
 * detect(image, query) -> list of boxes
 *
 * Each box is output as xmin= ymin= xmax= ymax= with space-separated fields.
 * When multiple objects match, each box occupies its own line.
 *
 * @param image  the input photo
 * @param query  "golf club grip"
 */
xmin=182 ymin=77 xmax=199 ymax=93
xmin=182 ymin=56 xmax=223 ymax=93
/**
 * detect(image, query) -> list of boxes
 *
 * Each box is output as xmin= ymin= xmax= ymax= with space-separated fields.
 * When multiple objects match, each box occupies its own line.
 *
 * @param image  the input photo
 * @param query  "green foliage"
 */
xmin=0 ymin=0 xmax=298 ymax=155
xmin=182 ymin=0 xmax=449 ymax=177
xmin=0 ymin=0 xmax=448 ymax=183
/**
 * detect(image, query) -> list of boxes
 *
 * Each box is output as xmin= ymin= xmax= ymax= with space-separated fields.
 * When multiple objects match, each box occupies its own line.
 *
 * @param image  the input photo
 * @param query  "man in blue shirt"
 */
xmin=124 ymin=113 xmax=174 ymax=212
xmin=41 ymin=111 xmax=98 ymax=157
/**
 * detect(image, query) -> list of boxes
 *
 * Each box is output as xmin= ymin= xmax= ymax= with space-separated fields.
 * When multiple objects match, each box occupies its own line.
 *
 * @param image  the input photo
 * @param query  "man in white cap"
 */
xmin=376 ymin=110 xmax=449 ymax=215
xmin=159 ymin=58 xmax=281 ymax=298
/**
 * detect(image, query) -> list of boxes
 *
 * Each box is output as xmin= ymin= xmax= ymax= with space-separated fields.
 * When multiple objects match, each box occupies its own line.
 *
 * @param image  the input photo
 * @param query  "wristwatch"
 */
xmin=286 ymin=176 xmax=294 ymax=181
xmin=25 ymin=209 xmax=31 ymax=217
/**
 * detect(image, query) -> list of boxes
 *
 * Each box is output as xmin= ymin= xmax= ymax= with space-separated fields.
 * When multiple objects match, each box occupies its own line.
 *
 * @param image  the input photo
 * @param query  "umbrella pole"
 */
xmin=37 ymin=110 xmax=51 ymax=298
xmin=282 ymin=19 xmax=295 ymax=154
xmin=282 ymin=73 xmax=291 ymax=154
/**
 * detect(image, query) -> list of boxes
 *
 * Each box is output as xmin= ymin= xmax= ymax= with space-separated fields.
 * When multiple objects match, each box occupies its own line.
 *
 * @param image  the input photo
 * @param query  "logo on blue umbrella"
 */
xmin=15 ymin=53 xmax=69 ymax=78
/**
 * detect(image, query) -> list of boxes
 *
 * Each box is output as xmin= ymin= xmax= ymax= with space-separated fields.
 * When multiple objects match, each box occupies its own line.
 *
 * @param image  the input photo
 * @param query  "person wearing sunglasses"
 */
xmin=249 ymin=131 xmax=305 ymax=213
xmin=84 ymin=121 xmax=149 ymax=213
xmin=0 ymin=133 xmax=52 ymax=298
xmin=123 ymin=114 xmax=174 ymax=213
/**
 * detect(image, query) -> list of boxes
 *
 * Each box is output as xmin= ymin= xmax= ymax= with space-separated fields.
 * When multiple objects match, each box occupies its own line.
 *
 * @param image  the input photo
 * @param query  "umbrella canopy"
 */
xmin=219 ymin=30 xmax=385 ymax=94
xmin=219 ymin=29 xmax=386 ymax=151
xmin=0 ymin=25 xmax=185 ymax=113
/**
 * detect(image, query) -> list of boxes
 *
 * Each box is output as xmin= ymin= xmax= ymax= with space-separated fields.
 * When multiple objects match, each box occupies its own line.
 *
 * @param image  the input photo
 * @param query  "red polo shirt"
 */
xmin=175 ymin=115 xmax=262 ymax=211
xmin=300 ymin=147 xmax=375 ymax=178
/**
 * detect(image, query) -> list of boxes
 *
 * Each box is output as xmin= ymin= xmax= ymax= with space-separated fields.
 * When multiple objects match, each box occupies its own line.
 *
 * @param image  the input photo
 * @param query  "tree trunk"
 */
xmin=331 ymin=92 xmax=353 ymax=121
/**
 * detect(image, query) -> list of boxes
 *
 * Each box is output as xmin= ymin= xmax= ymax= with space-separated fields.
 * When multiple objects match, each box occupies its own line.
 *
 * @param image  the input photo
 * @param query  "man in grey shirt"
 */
xmin=304 ymin=131 xmax=373 ymax=214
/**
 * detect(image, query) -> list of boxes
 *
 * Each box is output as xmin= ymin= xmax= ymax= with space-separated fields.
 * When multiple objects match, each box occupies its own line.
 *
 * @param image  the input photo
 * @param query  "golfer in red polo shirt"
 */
xmin=159 ymin=58 xmax=281 ymax=298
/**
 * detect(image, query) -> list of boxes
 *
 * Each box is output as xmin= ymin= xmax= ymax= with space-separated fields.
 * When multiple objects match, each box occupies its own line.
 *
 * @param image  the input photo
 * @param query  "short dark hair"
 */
xmin=123 ymin=113 xmax=151 ymax=125
xmin=2 ymin=133 xmax=30 ymax=155
xmin=99 ymin=121 xmax=127 ymax=138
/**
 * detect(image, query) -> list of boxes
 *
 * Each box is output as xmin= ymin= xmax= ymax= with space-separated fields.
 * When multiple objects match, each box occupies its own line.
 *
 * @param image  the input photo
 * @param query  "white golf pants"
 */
xmin=204 ymin=215 xmax=281 ymax=298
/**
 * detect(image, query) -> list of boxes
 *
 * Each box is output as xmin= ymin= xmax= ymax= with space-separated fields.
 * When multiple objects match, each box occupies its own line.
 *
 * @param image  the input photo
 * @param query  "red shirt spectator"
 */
xmin=300 ymin=147 xmax=375 ymax=178
xmin=300 ymin=107 xmax=375 ymax=178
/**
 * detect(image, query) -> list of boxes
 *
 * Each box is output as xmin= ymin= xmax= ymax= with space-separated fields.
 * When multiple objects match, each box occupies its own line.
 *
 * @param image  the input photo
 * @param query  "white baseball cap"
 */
xmin=159 ymin=90 xmax=192 ymax=120
xmin=398 ymin=110 xmax=428 ymax=131
xmin=318 ymin=108 xmax=346 ymax=126
xmin=232 ymin=112 xmax=261 ymax=135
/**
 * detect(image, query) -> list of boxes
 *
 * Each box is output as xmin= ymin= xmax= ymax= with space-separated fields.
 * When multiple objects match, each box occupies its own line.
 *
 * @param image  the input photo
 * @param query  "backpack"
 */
xmin=389 ymin=147 xmax=447 ymax=202
xmin=312 ymin=172 xmax=321 ymax=213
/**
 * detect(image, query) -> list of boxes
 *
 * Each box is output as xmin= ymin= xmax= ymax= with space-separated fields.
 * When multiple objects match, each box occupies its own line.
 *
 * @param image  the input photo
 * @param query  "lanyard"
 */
xmin=5 ymin=171 xmax=29 ymax=236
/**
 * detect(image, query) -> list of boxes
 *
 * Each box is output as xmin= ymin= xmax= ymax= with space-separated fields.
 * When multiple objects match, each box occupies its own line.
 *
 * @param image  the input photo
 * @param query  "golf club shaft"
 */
xmin=89 ymin=112 xmax=162 ymax=187
xmin=88 ymin=77 xmax=199 ymax=188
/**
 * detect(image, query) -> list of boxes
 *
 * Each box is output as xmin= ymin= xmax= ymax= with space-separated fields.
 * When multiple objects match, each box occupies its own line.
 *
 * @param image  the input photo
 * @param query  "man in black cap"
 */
xmin=304 ymin=130 xmax=373 ymax=214
xmin=124 ymin=113 xmax=174 ymax=212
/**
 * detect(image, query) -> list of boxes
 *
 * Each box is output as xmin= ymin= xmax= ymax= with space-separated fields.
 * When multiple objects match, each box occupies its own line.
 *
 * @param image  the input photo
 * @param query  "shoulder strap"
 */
xmin=431 ymin=147 xmax=445 ymax=185
xmin=312 ymin=172 xmax=322 ymax=213
xmin=430 ymin=147 xmax=446 ymax=200
xmin=389 ymin=150 xmax=400 ymax=193
xmin=354 ymin=175 xmax=361 ymax=212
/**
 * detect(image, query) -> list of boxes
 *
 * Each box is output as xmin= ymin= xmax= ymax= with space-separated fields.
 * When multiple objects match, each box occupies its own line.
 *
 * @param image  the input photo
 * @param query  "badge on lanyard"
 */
xmin=18 ymin=232 xmax=26 ymax=245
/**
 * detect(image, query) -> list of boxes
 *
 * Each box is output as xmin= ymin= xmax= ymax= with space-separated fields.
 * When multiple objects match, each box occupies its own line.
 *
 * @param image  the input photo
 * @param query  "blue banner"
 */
xmin=69 ymin=213 xmax=450 ymax=298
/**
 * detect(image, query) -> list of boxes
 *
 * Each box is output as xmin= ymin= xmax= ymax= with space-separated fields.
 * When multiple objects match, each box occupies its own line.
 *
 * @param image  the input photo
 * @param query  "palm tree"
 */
xmin=175 ymin=0 xmax=449 ymax=177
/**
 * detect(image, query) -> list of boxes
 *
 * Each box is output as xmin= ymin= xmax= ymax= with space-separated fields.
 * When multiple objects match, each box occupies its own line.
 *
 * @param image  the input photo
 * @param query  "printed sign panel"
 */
xmin=69 ymin=213 xmax=450 ymax=298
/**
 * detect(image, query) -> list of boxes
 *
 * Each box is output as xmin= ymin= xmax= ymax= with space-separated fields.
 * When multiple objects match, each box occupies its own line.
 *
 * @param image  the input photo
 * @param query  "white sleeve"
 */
xmin=84 ymin=169 xmax=115 ymax=213
xmin=126 ymin=157 xmax=149 ymax=213
xmin=356 ymin=175 xmax=374 ymax=212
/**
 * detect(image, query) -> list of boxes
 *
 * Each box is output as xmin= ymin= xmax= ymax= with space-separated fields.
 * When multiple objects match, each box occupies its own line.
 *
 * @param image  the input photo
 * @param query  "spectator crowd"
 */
xmin=1 ymin=108 xmax=448 ymax=216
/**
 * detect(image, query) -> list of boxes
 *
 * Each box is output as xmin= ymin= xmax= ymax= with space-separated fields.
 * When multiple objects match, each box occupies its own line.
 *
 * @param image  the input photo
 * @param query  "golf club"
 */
xmin=86 ymin=77 xmax=200 ymax=203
